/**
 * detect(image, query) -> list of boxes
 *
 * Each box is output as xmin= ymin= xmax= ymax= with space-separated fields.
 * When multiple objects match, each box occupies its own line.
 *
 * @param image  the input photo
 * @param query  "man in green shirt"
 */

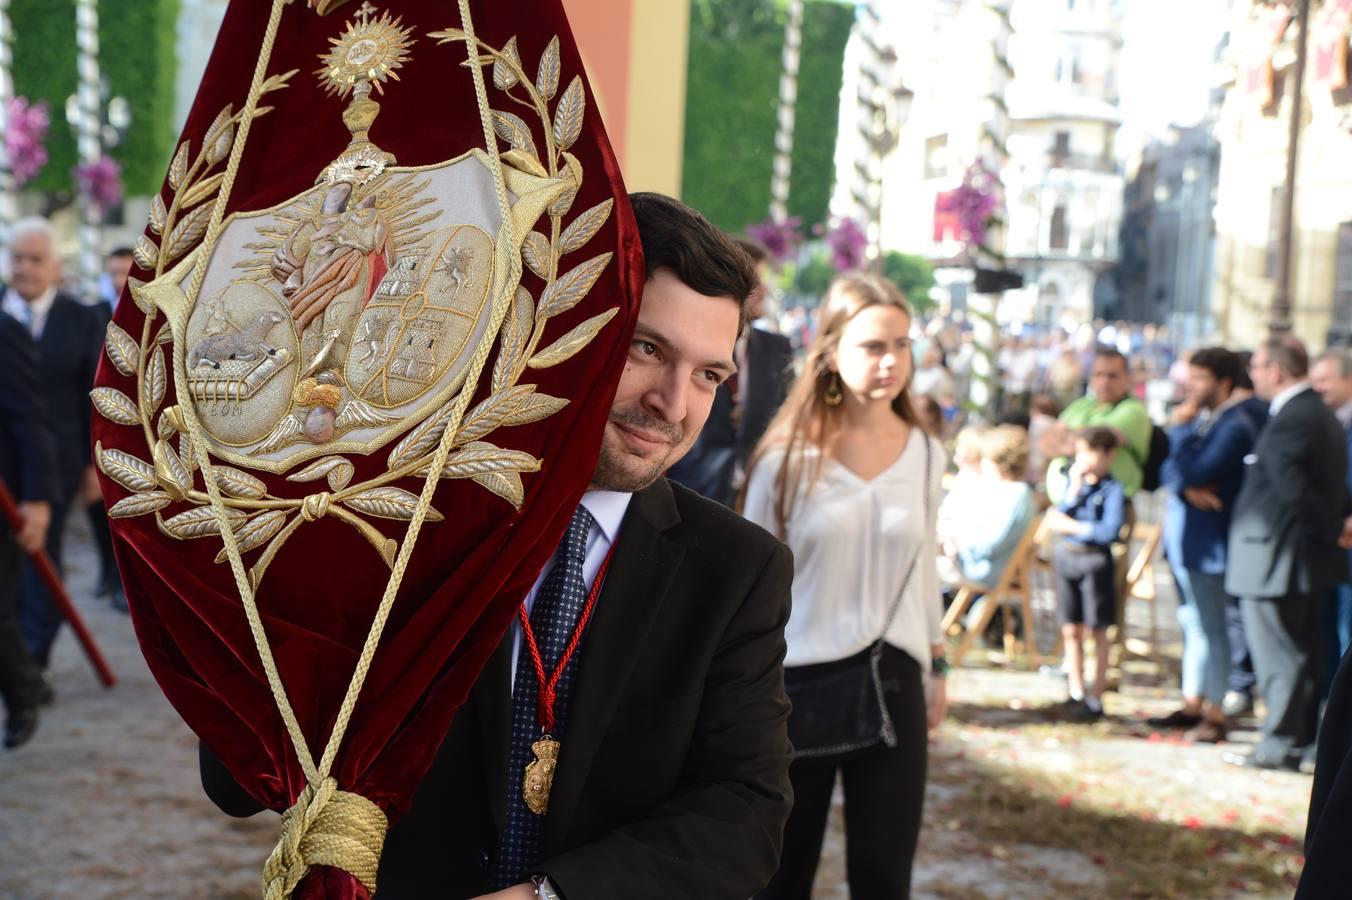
xmin=1038 ymin=347 xmax=1153 ymax=503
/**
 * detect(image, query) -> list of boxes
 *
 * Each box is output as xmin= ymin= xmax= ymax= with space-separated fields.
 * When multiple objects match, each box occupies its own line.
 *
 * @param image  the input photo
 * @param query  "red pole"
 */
xmin=0 ymin=478 xmax=116 ymax=687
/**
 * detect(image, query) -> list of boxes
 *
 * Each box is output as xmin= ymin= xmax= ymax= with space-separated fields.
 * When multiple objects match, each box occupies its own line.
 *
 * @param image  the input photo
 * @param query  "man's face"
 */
xmin=106 ymin=254 xmax=133 ymax=297
xmin=9 ymin=232 xmax=60 ymax=302
xmin=591 ymin=267 xmax=740 ymax=492
xmin=1089 ymin=355 xmax=1129 ymax=404
xmin=1249 ymin=346 xmax=1280 ymax=401
xmin=1186 ymin=364 xmax=1226 ymax=410
xmin=1312 ymin=357 xmax=1352 ymax=409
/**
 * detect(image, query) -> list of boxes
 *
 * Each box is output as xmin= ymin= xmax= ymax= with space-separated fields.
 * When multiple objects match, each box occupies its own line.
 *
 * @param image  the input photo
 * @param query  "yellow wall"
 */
xmin=563 ymin=0 xmax=689 ymax=197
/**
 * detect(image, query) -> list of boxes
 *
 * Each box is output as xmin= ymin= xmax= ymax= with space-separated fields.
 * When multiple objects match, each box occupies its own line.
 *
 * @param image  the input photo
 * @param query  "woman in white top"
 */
xmin=744 ymin=273 xmax=946 ymax=900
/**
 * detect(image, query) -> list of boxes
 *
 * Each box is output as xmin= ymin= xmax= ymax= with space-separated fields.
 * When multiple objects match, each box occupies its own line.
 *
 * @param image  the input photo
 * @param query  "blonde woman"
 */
xmin=744 ymin=273 xmax=946 ymax=899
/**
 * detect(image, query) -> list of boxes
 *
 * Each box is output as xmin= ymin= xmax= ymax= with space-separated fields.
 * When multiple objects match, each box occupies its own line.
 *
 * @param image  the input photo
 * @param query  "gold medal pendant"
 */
xmin=523 ymin=736 xmax=561 ymax=815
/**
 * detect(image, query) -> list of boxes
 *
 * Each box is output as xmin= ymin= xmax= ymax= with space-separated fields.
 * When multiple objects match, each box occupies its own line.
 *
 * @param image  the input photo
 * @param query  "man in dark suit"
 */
xmin=0 ymin=310 xmax=58 ymax=748
xmin=201 ymin=193 xmax=794 ymax=899
xmin=1311 ymin=349 xmax=1352 ymax=692
xmin=2 ymin=218 xmax=105 ymax=669
xmin=1223 ymin=336 xmax=1349 ymax=771
xmin=667 ymin=238 xmax=792 ymax=506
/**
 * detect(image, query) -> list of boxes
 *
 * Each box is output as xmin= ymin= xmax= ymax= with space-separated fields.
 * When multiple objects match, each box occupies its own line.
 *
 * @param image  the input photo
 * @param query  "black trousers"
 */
xmin=1242 ymin=593 xmax=1323 ymax=759
xmin=0 ymin=537 xmax=43 ymax=715
xmin=758 ymin=646 xmax=928 ymax=900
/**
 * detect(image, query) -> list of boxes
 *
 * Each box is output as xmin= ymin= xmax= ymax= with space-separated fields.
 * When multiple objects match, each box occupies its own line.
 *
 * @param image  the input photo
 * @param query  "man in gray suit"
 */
xmin=1224 ymin=336 xmax=1350 ymax=770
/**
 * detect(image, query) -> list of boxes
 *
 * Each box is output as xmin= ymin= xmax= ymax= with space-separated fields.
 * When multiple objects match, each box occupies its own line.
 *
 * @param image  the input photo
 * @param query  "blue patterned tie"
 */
xmin=492 ymin=505 xmax=596 ymax=888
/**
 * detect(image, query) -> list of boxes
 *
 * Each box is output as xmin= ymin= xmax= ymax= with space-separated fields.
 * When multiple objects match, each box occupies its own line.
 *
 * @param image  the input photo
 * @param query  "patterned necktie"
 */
xmin=492 ymin=504 xmax=596 ymax=888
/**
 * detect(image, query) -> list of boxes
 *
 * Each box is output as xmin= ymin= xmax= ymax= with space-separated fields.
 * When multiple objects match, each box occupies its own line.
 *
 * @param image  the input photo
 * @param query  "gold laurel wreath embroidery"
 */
xmin=93 ymin=30 xmax=616 ymax=592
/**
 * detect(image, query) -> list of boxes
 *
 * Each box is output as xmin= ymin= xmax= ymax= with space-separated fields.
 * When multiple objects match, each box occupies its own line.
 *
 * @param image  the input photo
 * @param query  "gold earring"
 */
xmin=825 ymin=372 xmax=843 ymax=406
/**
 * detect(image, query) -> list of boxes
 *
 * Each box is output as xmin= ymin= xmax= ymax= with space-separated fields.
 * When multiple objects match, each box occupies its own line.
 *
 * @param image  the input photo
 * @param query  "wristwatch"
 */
xmin=930 ymin=656 xmax=950 ymax=677
xmin=531 ymin=874 xmax=563 ymax=900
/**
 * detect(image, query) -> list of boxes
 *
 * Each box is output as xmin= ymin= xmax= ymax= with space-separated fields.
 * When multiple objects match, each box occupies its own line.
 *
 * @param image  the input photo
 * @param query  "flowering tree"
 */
xmin=747 ymin=213 xmax=803 ymax=264
xmin=5 ymin=97 xmax=50 ymax=187
xmin=74 ymin=156 xmax=123 ymax=219
xmin=936 ymin=161 xmax=1001 ymax=253
xmin=822 ymin=216 xmax=867 ymax=271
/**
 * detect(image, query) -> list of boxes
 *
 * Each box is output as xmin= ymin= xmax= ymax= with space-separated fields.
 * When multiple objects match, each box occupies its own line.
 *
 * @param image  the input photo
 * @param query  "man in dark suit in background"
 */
xmin=1311 ymin=349 xmax=1352 ymax=691
xmin=0 ymin=310 xmax=58 ymax=748
xmin=1223 ymin=336 xmax=1348 ymax=771
xmin=2 ymin=218 xmax=104 ymax=671
xmin=667 ymin=238 xmax=792 ymax=506
xmin=202 ymin=193 xmax=795 ymax=899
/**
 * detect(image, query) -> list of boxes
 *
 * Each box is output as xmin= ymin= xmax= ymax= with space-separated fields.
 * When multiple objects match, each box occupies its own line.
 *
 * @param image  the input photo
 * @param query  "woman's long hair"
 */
xmin=742 ymin=272 xmax=920 ymax=537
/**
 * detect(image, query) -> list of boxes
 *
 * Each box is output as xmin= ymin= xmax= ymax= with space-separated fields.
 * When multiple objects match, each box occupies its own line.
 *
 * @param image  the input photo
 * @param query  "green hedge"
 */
xmin=11 ymin=0 xmax=179 ymax=196
xmin=682 ymin=0 xmax=852 ymax=235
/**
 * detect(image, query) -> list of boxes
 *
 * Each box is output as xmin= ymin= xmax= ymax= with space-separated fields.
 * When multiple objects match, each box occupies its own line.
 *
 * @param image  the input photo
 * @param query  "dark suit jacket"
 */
xmin=202 ymin=478 xmax=795 ymax=899
xmin=668 ymin=326 xmax=793 ymax=506
xmin=6 ymin=289 xmax=104 ymax=496
xmin=0 ymin=312 xmax=58 ymax=512
xmin=1225 ymin=387 xmax=1349 ymax=599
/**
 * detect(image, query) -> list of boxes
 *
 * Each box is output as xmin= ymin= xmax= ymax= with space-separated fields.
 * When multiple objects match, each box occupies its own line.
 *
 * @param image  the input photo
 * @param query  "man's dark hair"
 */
xmin=1189 ymin=346 xmax=1242 ymax=388
xmin=630 ymin=192 xmax=756 ymax=332
xmin=1260 ymin=334 xmax=1309 ymax=378
xmin=107 ymin=246 xmax=134 ymax=260
xmin=1078 ymin=426 xmax=1119 ymax=452
xmin=1234 ymin=350 xmax=1255 ymax=390
xmin=1093 ymin=345 xmax=1128 ymax=370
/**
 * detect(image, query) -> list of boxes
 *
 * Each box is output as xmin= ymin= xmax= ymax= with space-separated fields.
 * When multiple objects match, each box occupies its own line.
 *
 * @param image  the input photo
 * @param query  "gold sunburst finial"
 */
xmin=315 ymin=5 xmax=415 ymax=100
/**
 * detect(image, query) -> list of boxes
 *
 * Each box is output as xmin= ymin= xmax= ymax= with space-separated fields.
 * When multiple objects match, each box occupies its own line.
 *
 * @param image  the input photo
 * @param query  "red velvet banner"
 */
xmin=91 ymin=2 xmax=642 ymax=896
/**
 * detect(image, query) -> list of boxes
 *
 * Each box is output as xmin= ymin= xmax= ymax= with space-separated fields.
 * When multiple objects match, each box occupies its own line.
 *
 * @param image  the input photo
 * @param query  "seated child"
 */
xmin=1044 ymin=427 xmax=1126 ymax=721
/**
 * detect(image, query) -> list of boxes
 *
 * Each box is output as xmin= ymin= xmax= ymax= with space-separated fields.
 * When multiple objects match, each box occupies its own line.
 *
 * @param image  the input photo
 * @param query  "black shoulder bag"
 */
xmin=784 ymin=436 xmax=933 ymax=761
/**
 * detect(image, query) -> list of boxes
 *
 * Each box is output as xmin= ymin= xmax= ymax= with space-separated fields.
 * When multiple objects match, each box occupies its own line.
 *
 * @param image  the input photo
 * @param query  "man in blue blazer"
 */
xmin=1152 ymin=347 xmax=1257 ymax=742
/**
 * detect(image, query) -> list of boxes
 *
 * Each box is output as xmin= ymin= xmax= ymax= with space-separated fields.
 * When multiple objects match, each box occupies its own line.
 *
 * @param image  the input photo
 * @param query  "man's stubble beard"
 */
xmin=590 ymin=407 xmax=687 ymax=493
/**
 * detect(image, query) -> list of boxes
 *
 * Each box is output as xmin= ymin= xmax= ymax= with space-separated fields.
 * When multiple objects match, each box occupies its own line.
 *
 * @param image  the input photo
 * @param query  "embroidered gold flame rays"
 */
xmin=94 ymin=7 xmax=617 ymax=592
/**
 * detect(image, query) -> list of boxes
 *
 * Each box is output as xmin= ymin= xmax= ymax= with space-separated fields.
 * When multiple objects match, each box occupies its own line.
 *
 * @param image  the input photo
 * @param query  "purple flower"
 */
xmin=5 ymin=97 xmax=50 ymax=187
xmin=947 ymin=163 xmax=1001 ymax=250
xmin=74 ymin=157 xmax=123 ymax=217
xmin=824 ymin=217 xmax=868 ymax=272
xmin=747 ymin=215 xmax=803 ymax=264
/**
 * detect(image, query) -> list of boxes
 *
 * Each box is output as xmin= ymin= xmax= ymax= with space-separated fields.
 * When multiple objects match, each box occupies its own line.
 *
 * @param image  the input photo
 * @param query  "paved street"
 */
xmin=0 ymin=515 xmax=1309 ymax=899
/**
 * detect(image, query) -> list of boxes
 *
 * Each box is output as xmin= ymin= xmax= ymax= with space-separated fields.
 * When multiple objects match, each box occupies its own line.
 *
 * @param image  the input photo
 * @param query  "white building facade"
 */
xmin=836 ymin=0 xmax=1125 ymax=330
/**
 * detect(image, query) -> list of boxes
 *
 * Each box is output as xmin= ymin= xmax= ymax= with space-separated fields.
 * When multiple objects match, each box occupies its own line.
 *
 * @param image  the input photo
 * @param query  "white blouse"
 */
xmin=743 ymin=432 xmax=946 ymax=669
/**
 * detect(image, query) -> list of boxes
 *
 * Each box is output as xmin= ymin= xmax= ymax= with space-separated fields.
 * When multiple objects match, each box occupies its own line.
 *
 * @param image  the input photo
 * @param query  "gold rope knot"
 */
xmin=301 ymin=492 xmax=332 ymax=522
xmin=261 ymin=778 xmax=388 ymax=899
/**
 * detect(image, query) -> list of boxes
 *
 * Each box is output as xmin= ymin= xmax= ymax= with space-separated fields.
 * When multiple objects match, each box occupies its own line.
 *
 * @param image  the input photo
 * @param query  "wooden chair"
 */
xmin=943 ymin=514 xmax=1047 ymax=666
xmin=1116 ymin=519 xmax=1164 ymax=667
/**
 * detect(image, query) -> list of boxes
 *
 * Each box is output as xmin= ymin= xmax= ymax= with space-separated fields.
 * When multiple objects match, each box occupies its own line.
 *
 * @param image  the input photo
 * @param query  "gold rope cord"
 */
xmin=168 ymin=0 xmax=524 ymax=895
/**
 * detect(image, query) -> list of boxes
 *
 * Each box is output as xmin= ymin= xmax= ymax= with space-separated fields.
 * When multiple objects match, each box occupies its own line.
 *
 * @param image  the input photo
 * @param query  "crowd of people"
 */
xmin=4 ymin=193 xmax=1351 ymax=898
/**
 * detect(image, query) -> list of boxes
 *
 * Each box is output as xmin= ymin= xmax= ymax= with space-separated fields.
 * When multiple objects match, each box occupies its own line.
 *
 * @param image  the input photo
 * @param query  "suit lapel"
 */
xmin=477 ymin=636 xmax=513 ymax=834
xmin=543 ymin=479 xmax=684 ymax=850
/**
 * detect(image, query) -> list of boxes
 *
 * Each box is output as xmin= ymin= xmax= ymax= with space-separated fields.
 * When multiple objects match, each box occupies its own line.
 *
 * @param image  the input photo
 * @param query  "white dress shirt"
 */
xmin=742 ymin=433 xmax=947 ymax=669
xmin=1269 ymin=380 xmax=1312 ymax=417
xmin=3 ymin=285 xmax=57 ymax=339
xmin=508 ymin=489 xmax=632 ymax=692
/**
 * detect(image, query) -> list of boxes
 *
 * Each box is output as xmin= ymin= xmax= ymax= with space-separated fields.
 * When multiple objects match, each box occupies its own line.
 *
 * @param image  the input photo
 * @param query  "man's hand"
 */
xmin=471 ymin=885 xmax=535 ymax=900
xmin=16 ymin=500 xmax=50 ymax=555
xmin=1340 ymin=515 xmax=1352 ymax=550
xmin=1170 ymin=400 xmax=1200 ymax=426
xmin=81 ymin=464 xmax=101 ymax=504
xmin=1044 ymin=509 xmax=1082 ymax=536
xmin=1182 ymin=486 xmax=1223 ymax=513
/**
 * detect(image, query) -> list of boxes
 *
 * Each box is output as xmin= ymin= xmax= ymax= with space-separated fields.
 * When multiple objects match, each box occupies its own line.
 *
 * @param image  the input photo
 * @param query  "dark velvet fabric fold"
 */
xmin=92 ymin=2 xmax=641 ymax=896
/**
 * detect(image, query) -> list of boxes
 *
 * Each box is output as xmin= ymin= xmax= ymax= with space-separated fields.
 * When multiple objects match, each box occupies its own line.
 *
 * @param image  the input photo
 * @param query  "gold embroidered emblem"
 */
xmin=523 ymin=735 xmax=561 ymax=816
xmin=94 ymin=6 xmax=619 ymax=589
